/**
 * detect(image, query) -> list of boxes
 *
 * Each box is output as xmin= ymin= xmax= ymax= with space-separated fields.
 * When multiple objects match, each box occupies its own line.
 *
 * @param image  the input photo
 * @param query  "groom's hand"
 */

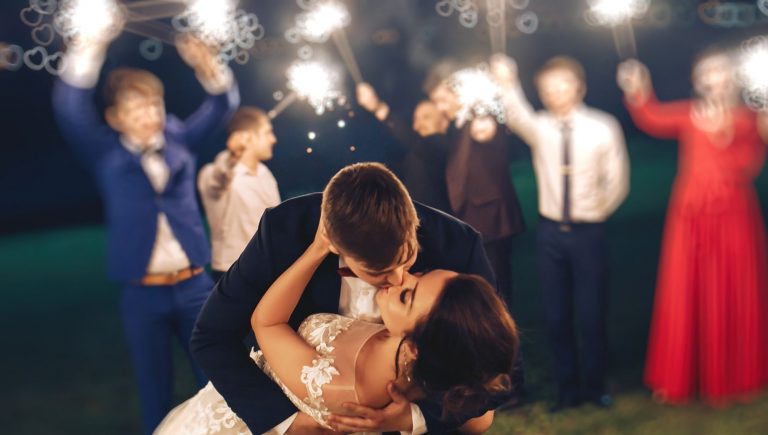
xmin=327 ymin=382 xmax=413 ymax=433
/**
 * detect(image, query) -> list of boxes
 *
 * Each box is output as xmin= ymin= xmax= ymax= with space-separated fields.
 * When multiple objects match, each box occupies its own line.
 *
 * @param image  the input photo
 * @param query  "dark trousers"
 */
xmin=484 ymin=237 xmax=513 ymax=305
xmin=537 ymin=217 xmax=608 ymax=401
xmin=120 ymin=272 xmax=213 ymax=434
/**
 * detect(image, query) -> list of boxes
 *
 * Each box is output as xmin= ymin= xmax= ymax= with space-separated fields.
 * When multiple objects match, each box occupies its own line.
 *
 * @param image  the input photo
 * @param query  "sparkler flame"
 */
xmin=586 ymin=0 xmax=649 ymax=27
xmin=296 ymin=1 xmax=350 ymax=43
xmin=54 ymin=0 xmax=124 ymax=43
xmin=287 ymin=60 xmax=344 ymax=115
xmin=738 ymin=36 xmax=768 ymax=110
xmin=450 ymin=65 xmax=506 ymax=125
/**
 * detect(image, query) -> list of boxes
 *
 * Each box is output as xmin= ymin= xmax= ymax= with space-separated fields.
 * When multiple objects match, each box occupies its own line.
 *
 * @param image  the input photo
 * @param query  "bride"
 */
xmin=155 ymin=221 xmax=519 ymax=434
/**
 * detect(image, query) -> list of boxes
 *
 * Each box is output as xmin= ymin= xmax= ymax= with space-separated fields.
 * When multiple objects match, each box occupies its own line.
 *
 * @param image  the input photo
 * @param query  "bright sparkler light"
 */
xmin=54 ymin=0 xmax=124 ymax=43
xmin=185 ymin=0 xmax=237 ymax=46
xmin=287 ymin=60 xmax=344 ymax=115
xmin=586 ymin=0 xmax=650 ymax=27
xmin=450 ymin=65 xmax=506 ymax=125
xmin=296 ymin=1 xmax=350 ymax=43
xmin=738 ymin=36 xmax=768 ymax=110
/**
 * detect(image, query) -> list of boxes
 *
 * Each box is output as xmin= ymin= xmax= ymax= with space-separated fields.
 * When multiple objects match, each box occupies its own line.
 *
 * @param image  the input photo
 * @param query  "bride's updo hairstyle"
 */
xmin=406 ymin=274 xmax=519 ymax=420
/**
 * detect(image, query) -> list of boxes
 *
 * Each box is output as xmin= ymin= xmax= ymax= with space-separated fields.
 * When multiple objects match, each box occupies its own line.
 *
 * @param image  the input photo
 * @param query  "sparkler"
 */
xmin=586 ymin=0 xmax=650 ymax=59
xmin=486 ymin=0 xmax=506 ymax=54
xmin=450 ymin=65 xmax=506 ymax=126
xmin=54 ymin=0 xmax=124 ymax=44
xmin=738 ymin=36 xmax=768 ymax=111
xmin=291 ymin=1 xmax=363 ymax=84
xmin=269 ymin=60 xmax=345 ymax=119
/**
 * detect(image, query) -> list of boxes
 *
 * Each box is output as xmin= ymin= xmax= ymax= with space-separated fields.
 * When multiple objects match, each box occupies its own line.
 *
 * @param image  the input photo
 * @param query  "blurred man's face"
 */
xmin=228 ymin=120 xmax=277 ymax=162
xmin=469 ymin=116 xmax=498 ymax=143
xmin=693 ymin=54 xmax=737 ymax=102
xmin=250 ymin=120 xmax=277 ymax=161
xmin=429 ymin=83 xmax=461 ymax=121
xmin=413 ymin=101 xmax=448 ymax=137
xmin=110 ymin=91 xmax=165 ymax=147
xmin=536 ymin=68 xmax=584 ymax=118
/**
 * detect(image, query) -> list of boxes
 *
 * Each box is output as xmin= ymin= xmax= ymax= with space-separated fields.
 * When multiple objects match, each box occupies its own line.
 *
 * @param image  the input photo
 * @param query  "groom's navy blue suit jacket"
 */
xmin=52 ymin=80 xmax=239 ymax=282
xmin=191 ymin=193 xmax=506 ymax=433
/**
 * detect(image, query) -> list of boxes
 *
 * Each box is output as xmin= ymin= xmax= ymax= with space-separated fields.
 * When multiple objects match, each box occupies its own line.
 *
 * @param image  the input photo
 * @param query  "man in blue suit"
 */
xmin=52 ymin=31 xmax=239 ymax=434
xmin=192 ymin=162 xmax=521 ymax=434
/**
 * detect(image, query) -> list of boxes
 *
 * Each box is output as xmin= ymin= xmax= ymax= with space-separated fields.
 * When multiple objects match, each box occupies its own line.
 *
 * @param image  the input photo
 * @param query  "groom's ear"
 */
xmin=328 ymin=243 xmax=339 ymax=255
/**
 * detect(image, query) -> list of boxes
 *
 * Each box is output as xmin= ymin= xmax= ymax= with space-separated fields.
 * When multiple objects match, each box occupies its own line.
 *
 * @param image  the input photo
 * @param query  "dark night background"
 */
xmin=2 ymin=1 xmax=768 ymax=434
xmin=2 ymin=0 xmax=761 ymax=232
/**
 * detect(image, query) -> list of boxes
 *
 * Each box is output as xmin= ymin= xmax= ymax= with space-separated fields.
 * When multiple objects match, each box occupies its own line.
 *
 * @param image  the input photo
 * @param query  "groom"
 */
xmin=192 ymin=162 xmax=517 ymax=433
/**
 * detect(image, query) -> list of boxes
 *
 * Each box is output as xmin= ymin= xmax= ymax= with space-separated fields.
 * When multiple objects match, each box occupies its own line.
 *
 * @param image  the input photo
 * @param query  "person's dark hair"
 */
xmin=104 ymin=68 xmax=164 ymax=107
xmin=228 ymin=106 xmax=269 ymax=134
xmin=422 ymin=58 xmax=461 ymax=95
xmin=407 ymin=274 xmax=519 ymax=420
xmin=322 ymin=162 xmax=419 ymax=270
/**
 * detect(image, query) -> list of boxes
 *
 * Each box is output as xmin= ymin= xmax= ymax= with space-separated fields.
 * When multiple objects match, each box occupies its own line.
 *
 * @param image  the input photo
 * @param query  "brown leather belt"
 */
xmin=139 ymin=266 xmax=204 ymax=286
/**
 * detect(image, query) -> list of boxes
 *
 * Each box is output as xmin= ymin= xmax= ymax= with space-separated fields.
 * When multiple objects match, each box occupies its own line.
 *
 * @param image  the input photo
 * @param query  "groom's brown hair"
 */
xmin=322 ymin=162 xmax=419 ymax=270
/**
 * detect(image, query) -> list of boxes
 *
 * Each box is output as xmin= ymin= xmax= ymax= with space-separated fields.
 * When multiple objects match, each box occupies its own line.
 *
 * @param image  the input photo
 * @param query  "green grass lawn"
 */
xmin=2 ymin=137 xmax=767 ymax=434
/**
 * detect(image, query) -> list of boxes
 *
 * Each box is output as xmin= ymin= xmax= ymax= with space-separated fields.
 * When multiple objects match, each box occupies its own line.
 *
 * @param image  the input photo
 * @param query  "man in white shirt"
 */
xmin=492 ymin=55 xmax=630 ymax=412
xmin=52 ymin=27 xmax=238 ymax=434
xmin=198 ymin=107 xmax=281 ymax=282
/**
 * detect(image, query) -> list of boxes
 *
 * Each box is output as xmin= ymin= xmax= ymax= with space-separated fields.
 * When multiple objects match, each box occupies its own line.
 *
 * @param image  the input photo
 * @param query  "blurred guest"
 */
xmin=424 ymin=61 xmax=526 ymax=307
xmin=198 ymin=107 xmax=281 ymax=282
xmin=52 ymin=28 xmax=239 ymax=433
xmin=618 ymin=52 xmax=768 ymax=406
xmin=356 ymin=82 xmax=451 ymax=213
xmin=495 ymin=55 xmax=629 ymax=411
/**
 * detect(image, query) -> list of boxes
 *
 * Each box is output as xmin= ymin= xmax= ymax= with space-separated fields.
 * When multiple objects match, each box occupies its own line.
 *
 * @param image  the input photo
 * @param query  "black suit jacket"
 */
xmin=446 ymin=126 xmax=525 ymax=242
xmin=191 ymin=193 xmax=498 ymax=433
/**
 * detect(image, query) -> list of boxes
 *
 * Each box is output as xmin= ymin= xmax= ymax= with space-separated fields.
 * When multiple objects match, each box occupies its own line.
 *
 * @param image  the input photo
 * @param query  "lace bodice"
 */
xmin=251 ymin=313 xmax=387 ymax=429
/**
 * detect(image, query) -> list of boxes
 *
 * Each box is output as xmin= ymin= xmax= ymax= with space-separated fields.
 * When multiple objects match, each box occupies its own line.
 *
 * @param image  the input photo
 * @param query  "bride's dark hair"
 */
xmin=405 ymin=274 xmax=519 ymax=420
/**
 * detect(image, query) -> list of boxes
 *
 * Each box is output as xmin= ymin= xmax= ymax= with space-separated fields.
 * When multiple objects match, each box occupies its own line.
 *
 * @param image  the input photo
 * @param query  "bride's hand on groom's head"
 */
xmin=326 ymin=382 xmax=413 ymax=433
xmin=310 ymin=210 xmax=334 ymax=256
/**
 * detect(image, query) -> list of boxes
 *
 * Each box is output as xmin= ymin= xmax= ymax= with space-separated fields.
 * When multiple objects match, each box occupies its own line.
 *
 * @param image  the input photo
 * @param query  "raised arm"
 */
xmin=197 ymin=150 xmax=236 ymax=201
xmin=249 ymin=223 xmax=332 ymax=403
xmin=491 ymin=54 xmax=539 ymax=147
xmin=176 ymin=35 xmax=240 ymax=151
xmin=618 ymin=59 xmax=687 ymax=139
xmin=52 ymin=35 xmax=119 ymax=164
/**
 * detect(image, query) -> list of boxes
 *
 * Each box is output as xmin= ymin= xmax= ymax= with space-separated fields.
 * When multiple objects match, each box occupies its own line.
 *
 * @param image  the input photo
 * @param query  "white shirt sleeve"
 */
xmin=599 ymin=117 xmax=631 ymax=217
xmin=400 ymin=403 xmax=427 ymax=435
xmin=501 ymin=81 xmax=539 ymax=148
xmin=198 ymin=151 xmax=235 ymax=200
xmin=60 ymin=45 xmax=106 ymax=89
xmin=262 ymin=412 xmax=298 ymax=435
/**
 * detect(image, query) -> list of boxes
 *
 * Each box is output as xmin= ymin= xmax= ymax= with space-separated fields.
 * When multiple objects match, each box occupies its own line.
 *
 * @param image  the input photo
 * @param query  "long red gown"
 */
xmin=627 ymin=95 xmax=768 ymax=405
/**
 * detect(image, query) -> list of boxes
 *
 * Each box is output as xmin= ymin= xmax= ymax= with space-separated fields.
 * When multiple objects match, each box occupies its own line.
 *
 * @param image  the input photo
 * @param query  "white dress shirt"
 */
xmin=198 ymin=151 xmax=281 ymax=272
xmin=60 ymin=45 xmax=234 ymax=275
xmin=502 ymin=83 xmax=630 ymax=222
xmin=266 ymin=258 xmax=427 ymax=435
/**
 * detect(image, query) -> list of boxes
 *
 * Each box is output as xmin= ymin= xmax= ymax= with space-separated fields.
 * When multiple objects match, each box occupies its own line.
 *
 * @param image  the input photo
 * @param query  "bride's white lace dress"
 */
xmin=154 ymin=313 xmax=386 ymax=435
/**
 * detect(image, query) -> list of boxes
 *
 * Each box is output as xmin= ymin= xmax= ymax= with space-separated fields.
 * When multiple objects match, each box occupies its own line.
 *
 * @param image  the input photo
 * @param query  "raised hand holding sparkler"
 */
xmin=586 ymin=0 xmax=650 ymax=59
xmin=55 ymin=0 xmax=125 ymax=49
xmin=616 ymin=59 xmax=651 ymax=105
xmin=176 ymin=33 xmax=226 ymax=84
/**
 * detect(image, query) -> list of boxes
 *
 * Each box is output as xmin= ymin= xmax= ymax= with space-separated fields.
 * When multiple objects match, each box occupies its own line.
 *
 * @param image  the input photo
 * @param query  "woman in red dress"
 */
xmin=617 ymin=52 xmax=768 ymax=405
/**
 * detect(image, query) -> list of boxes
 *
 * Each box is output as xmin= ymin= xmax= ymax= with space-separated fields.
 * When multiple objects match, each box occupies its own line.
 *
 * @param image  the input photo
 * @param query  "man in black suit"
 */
xmin=192 ymin=162 xmax=507 ymax=433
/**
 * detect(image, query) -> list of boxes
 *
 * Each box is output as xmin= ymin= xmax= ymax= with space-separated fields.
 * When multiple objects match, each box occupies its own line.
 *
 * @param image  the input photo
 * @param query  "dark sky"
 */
xmin=1 ymin=0 xmax=763 ymax=232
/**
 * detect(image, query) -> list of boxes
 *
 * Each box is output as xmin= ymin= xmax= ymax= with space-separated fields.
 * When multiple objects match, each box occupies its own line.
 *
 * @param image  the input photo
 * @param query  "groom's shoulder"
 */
xmin=414 ymin=201 xmax=479 ymax=241
xmin=265 ymin=193 xmax=321 ymax=219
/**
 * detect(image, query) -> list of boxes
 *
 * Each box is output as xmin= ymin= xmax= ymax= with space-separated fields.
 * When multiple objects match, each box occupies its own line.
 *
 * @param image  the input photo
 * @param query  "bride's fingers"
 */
xmin=387 ymin=381 xmax=407 ymax=402
xmin=325 ymin=413 xmax=375 ymax=433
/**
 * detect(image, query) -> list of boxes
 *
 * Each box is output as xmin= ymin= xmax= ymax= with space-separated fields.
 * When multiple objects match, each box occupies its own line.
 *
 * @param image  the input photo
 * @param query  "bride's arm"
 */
xmin=250 ymin=219 xmax=332 ymax=397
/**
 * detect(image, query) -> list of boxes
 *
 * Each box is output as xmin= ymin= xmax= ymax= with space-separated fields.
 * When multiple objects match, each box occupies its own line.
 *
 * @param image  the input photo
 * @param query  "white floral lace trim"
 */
xmin=251 ymin=313 xmax=353 ymax=429
xmin=161 ymin=383 xmax=249 ymax=435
